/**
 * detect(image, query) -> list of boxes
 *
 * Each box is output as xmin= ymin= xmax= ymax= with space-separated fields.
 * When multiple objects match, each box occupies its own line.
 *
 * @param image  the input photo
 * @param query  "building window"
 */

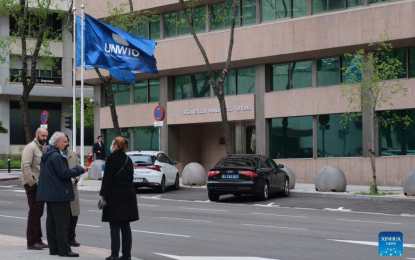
xmin=410 ymin=48 xmax=415 ymax=78
xmin=317 ymin=57 xmax=340 ymax=86
xmin=104 ymin=128 xmax=131 ymax=155
xmin=133 ymin=15 xmax=161 ymax=40
xmin=10 ymin=58 xmax=62 ymax=84
xmin=369 ymin=0 xmax=389 ymax=3
xmin=237 ymin=67 xmax=256 ymax=94
xmin=134 ymin=79 xmax=160 ymax=104
xmin=313 ymin=0 xmax=345 ymax=14
xmin=210 ymin=2 xmax=240 ymax=31
xmin=347 ymin=0 xmax=364 ymax=7
xmin=105 ymin=83 xmax=130 ymax=106
xmin=164 ymin=7 xmax=206 ymax=38
xmin=380 ymin=110 xmax=415 ymax=156
xmin=381 ymin=49 xmax=408 ymax=79
xmin=261 ymin=0 xmax=307 ymax=21
xmin=270 ymin=116 xmax=314 ymax=159
xmin=271 ymin=61 xmax=312 ymax=91
xmin=317 ymin=114 xmax=362 ymax=157
xmin=10 ymin=13 xmax=62 ymax=40
xmin=241 ymin=0 xmax=257 ymax=25
xmin=214 ymin=70 xmax=236 ymax=95
xmin=134 ymin=127 xmax=159 ymax=151
xmin=173 ymin=73 xmax=210 ymax=100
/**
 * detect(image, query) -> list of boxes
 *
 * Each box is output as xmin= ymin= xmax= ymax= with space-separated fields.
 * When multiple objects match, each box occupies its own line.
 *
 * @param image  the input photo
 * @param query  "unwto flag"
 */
xmin=76 ymin=14 xmax=158 ymax=82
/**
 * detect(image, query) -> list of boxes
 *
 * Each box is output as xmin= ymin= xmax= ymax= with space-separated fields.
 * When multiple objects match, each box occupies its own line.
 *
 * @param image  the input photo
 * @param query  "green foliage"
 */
xmin=0 ymin=121 xmax=7 ymax=133
xmin=369 ymin=179 xmax=378 ymax=195
xmin=341 ymin=32 xmax=412 ymax=130
xmin=63 ymin=98 xmax=94 ymax=128
xmin=0 ymin=155 xmax=21 ymax=169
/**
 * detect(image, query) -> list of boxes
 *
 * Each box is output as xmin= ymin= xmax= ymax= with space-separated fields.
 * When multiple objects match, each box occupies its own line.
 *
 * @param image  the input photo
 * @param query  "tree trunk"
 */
xmin=369 ymin=111 xmax=377 ymax=191
xmin=105 ymin=81 xmax=121 ymax=137
xmin=18 ymin=94 xmax=32 ymax=144
xmin=217 ymin=93 xmax=232 ymax=155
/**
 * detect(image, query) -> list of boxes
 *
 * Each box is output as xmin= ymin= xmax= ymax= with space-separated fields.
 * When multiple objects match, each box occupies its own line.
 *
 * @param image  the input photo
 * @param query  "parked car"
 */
xmin=126 ymin=151 xmax=180 ymax=193
xmin=207 ymin=154 xmax=289 ymax=201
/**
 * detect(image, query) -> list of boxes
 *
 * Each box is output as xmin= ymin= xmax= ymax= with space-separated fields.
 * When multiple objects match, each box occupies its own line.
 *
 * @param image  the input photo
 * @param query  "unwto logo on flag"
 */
xmin=379 ymin=232 xmax=403 ymax=256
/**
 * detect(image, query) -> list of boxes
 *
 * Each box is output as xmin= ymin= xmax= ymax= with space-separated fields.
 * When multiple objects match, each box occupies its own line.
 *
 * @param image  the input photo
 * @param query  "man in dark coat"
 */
xmin=93 ymin=136 xmax=106 ymax=160
xmin=37 ymin=132 xmax=87 ymax=257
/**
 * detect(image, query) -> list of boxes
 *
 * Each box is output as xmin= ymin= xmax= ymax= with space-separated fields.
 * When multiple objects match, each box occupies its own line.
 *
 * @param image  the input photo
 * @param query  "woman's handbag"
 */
xmin=98 ymin=198 xmax=107 ymax=209
xmin=97 ymin=156 xmax=129 ymax=210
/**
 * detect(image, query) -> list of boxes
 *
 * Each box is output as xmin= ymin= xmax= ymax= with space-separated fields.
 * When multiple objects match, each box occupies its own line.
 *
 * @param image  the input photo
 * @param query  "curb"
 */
xmin=290 ymin=190 xmax=415 ymax=202
xmin=0 ymin=177 xmax=19 ymax=182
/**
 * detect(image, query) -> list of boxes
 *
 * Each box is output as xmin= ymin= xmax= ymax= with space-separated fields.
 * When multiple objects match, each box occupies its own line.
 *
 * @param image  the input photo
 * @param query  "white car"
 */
xmin=126 ymin=151 xmax=180 ymax=193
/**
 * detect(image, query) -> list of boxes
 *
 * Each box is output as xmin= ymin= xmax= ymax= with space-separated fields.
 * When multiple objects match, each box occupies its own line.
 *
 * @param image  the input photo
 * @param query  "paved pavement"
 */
xmin=1 ymin=170 xmax=413 ymax=202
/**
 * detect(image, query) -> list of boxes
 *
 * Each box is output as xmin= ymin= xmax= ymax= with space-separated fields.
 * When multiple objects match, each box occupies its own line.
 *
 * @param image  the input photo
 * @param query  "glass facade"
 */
xmin=317 ymin=57 xmax=340 ymax=86
xmin=134 ymin=81 xmax=147 ymax=104
xmin=292 ymin=0 xmax=307 ymax=17
xmin=347 ymin=0 xmax=363 ymax=7
xmin=164 ymin=12 xmax=177 ymax=38
xmin=134 ymin=79 xmax=160 ymax=104
xmin=317 ymin=114 xmax=362 ymax=157
xmin=210 ymin=2 xmax=241 ymax=31
xmin=276 ymin=0 xmax=292 ymax=19
xmin=193 ymin=6 xmax=207 ymax=33
xmin=191 ymin=73 xmax=211 ymax=98
xmin=117 ymin=83 xmax=130 ymax=105
xmin=165 ymin=7 xmax=206 ymax=38
xmin=271 ymin=64 xmax=289 ymax=91
xmin=410 ymin=48 xmax=415 ymax=78
xmin=381 ymin=49 xmax=407 ymax=79
xmin=270 ymin=116 xmax=313 ymax=159
xmin=215 ymin=70 xmax=237 ymax=95
xmin=149 ymin=79 xmax=160 ymax=102
xmin=134 ymin=127 xmax=159 ymax=151
xmin=380 ymin=110 xmax=415 ymax=156
xmin=241 ymin=0 xmax=257 ymax=25
xmin=237 ymin=67 xmax=256 ymax=94
xmin=150 ymin=15 xmax=161 ymax=40
xmin=174 ymin=75 xmax=192 ymax=100
xmin=369 ymin=0 xmax=388 ymax=3
xmin=291 ymin=61 xmax=312 ymax=89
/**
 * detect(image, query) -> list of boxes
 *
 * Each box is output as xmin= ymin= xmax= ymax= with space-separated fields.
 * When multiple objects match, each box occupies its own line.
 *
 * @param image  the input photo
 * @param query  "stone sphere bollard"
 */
xmin=90 ymin=160 xmax=105 ymax=180
xmin=282 ymin=165 xmax=295 ymax=189
xmin=403 ymin=170 xmax=415 ymax=196
xmin=182 ymin=162 xmax=206 ymax=186
xmin=315 ymin=165 xmax=347 ymax=192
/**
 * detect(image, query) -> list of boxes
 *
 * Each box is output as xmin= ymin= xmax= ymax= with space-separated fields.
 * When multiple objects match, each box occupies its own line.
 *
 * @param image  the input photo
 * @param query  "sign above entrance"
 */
xmin=40 ymin=111 xmax=49 ymax=124
xmin=154 ymin=105 xmax=165 ymax=121
xmin=182 ymin=106 xmax=251 ymax=116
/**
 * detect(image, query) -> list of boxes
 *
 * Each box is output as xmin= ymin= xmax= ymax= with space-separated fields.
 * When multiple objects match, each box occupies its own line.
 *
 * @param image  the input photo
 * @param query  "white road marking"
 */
xmin=137 ymin=204 xmax=159 ymax=207
xmin=80 ymin=199 xmax=98 ymax=202
xmin=140 ymin=195 xmax=162 ymax=199
xmin=14 ymin=194 xmax=26 ymax=197
xmin=328 ymin=239 xmax=415 ymax=248
xmin=324 ymin=207 xmax=351 ymax=212
xmin=251 ymin=213 xmax=308 ymax=218
xmin=10 ymin=190 xmax=25 ymax=193
xmin=0 ymin=214 xmax=27 ymax=220
xmin=0 ymin=185 xmax=17 ymax=188
xmin=131 ymin=230 xmax=190 ymax=238
xmin=0 ymin=201 xmax=13 ymax=204
xmin=88 ymin=210 xmax=101 ymax=213
xmin=337 ymin=219 xmax=403 ymax=225
xmin=77 ymin=224 xmax=101 ymax=228
xmin=242 ymin=224 xmax=308 ymax=231
xmin=180 ymin=207 xmax=228 ymax=212
xmin=253 ymin=203 xmax=279 ymax=207
xmin=159 ymin=217 xmax=212 ymax=223
xmin=154 ymin=253 xmax=279 ymax=260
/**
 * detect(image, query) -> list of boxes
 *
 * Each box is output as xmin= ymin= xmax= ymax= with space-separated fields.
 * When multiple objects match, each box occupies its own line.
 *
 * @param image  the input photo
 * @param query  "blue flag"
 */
xmin=76 ymin=14 xmax=158 ymax=82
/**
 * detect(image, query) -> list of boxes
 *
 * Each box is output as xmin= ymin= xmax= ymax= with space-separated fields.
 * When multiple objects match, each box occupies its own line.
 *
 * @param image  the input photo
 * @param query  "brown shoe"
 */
xmin=27 ymin=243 xmax=44 ymax=250
xmin=38 ymin=241 xmax=49 ymax=248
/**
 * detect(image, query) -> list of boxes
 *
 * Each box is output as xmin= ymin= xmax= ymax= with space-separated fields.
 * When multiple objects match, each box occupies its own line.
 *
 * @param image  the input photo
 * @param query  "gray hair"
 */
xmin=49 ymin=131 xmax=64 ymax=146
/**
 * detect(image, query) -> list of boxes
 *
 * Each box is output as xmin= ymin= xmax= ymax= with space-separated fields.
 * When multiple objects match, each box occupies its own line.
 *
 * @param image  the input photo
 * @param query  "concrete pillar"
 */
xmin=0 ymin=99 xmax=10 ymax=154
xmin=61 ymin=19 xmax=72 ymax=89
xmin=0 ymin=15 xmax=10 ymax=84
xmin=255 ymin=65 xmax=269 ymax=155
xmin=93 ymin=84 xmax=101 ymax=140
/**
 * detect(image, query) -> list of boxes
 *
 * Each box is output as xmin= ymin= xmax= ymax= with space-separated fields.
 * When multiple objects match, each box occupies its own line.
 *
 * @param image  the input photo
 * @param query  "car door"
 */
xmin=156 ymin=153 xmax=168 ymax=180
xmin=161 ymin=153 xmax=175 ymax=185
xmin=269 ymin=158 xmax=285 ymax=191
xmin=260 ymin=156 xmax=275 ymax=191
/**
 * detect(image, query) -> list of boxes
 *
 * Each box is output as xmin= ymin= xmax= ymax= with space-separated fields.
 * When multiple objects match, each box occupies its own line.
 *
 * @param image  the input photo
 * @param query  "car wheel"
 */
xmin=282 ymin=178 xmax=289 ymax=197
xmin=208 ymin=192 xmax=220 ymax=202
xmin=257 ymin=181 xmax=269 ymax=201
xmin=173 ymin=173 xmax=180 ymax=190
xmin=158 ymin=176 xmax=166 ymax=193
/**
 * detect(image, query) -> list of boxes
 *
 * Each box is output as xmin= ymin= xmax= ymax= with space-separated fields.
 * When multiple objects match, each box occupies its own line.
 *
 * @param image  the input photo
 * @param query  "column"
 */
xmin=61 ymin=18 xmax=72 ymax=88
xmin=255 ymin=65 xmax=269 ymax=155
xmin=0 ymin=99 xmax=10 ymax=154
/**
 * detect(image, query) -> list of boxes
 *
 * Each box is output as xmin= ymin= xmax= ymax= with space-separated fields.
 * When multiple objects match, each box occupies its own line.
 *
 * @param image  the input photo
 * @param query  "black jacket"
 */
xmin=99 ymin=150 xmax=139 ymax=222
xmin=37 ymin=146 xmax=85 ymax=202
xmin=93 ymin=142 xmax=106 ymax=160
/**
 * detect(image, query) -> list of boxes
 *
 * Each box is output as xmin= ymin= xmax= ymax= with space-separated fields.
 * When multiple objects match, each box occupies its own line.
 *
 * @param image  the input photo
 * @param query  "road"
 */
xmin=0 ymin=179 xmax=414 ymax=260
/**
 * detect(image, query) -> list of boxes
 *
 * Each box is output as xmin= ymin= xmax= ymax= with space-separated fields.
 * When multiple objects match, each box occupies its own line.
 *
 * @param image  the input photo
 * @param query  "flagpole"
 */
xmin=72 ymin=3 xmax=77 ymax=154
xmin=79 ymin=4 xmax=85 ymax=186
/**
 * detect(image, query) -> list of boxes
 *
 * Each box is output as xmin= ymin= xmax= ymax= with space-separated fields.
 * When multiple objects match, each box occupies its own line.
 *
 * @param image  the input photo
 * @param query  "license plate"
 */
xmin=134 ymin=178 xmax=143 ymax=182
xmin=222 ymin=174 xmax=239 ymax=179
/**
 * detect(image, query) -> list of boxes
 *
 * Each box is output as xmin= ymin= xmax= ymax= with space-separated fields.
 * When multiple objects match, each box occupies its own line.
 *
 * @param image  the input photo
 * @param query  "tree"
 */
xmin=341 ymin=32 xmax=412 ymax=193
xmin=63 ymin=98 xmax=94 ymax=128
xmin=178 ymin=0 xmax=239 ymax=155
xmin=0 ymin=0 xmax=65 ymax=144
xmin=0 ymin=121 xmax=8 ymax=134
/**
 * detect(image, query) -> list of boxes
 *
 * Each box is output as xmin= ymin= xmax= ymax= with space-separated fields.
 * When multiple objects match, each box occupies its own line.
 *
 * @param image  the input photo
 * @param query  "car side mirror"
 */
xmin=278 ymin=164 xmax=284 ymax=169
xmin=173 ymin=160 xmax=178 ymax=165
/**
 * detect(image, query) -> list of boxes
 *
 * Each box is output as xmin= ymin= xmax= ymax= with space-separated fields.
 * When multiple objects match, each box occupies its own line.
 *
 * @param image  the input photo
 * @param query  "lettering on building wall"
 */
xmin=182 ymin=106 xmax=251 ymax=115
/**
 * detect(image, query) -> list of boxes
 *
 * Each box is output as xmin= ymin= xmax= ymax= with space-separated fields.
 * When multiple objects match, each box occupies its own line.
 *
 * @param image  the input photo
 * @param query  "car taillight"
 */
xmin=240 ymin=171 xmax=258 ymax=177
xmin=207 ymin=171 xmax=220 ymax=177
xmin=147 ymin=165 xmax=161 ymax=171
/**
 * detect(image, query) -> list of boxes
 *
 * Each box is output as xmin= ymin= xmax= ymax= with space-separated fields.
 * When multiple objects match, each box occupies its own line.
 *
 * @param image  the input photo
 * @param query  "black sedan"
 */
xmin=207 ymin=154 xmax=289 ymax=201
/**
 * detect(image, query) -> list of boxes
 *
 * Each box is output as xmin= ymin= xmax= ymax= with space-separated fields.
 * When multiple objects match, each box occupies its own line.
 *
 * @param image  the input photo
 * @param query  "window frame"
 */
xmin=270 ymin=59 xmax=313 ymax=91
xmin=134 ymin=79 xmax=160 ymax=104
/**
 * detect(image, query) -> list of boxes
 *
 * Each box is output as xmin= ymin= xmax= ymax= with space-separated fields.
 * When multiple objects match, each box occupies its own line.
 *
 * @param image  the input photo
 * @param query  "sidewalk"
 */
xmin=1 ymin=170 xmax=414 ymax=202
xmin=0 ymin=234 xmax=142 ymax=260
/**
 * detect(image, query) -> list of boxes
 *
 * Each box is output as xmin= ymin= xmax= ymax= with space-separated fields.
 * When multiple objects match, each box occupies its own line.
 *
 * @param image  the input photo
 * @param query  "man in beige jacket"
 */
xmin=21 ymin=127 xmax=49 ymax=250
xmin=62 ymin=135 xmax=81 ymax=247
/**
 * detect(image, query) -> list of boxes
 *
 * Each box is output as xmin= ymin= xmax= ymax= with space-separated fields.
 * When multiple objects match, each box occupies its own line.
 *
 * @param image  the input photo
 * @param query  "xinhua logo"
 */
xmin=379 ymin=232 xmax=403 ymax=256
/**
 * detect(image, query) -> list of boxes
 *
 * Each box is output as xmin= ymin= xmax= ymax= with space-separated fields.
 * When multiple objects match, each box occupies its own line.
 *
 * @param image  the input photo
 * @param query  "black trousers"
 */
xmin=24 ymin=185 xmax=45 ymax=246
xmin=68 ymin=215 xmax=78 ymax=242
xmin=46 ymin=202 xmax=71 ymax=255
xmin=109 ymin=221 xmax=132 ymax=258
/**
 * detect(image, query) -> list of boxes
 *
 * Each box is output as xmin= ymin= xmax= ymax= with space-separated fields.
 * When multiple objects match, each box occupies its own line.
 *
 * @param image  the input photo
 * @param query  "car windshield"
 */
xmin=215 ymin=157 xmax=259 ymax=168
xmin=129 ymin=155 xmax=154 ymax=166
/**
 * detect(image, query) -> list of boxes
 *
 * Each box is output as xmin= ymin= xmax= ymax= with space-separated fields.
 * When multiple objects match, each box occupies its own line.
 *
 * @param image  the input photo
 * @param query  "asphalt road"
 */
xmin=1 ymin=180 xmax=415 ymax=260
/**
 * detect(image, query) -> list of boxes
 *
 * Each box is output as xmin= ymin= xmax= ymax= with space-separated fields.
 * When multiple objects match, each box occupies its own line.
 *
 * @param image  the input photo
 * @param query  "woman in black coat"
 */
xmin=99 ymin=137 xmax=138 ymax=260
